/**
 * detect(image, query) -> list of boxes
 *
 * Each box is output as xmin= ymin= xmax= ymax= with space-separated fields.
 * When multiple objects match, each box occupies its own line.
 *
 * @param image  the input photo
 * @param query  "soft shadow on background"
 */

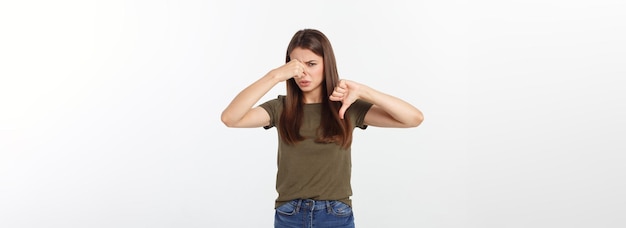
xmin=1 ymin=0 xmax=625 ymax=227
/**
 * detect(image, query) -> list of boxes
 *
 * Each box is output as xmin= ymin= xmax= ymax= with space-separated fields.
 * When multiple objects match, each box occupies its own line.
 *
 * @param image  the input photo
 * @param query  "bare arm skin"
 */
xmin=330 ymin=80 xmax=424 ymax=128
xmin=221 ymin=60 xmax=306 ymax=128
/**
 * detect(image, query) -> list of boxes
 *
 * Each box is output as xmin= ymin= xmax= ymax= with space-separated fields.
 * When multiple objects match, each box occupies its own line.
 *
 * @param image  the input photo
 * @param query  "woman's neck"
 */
xmin=302 ymin=91 xmax=322 ymax=104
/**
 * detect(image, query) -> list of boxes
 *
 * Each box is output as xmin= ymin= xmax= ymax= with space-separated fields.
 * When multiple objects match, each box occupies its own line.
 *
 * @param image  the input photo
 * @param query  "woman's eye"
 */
xmin=307 ymin=63 xmax=316 ymax=66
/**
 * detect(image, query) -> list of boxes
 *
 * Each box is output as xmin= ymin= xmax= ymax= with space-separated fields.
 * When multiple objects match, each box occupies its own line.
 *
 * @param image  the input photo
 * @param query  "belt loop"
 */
xmin=326 ymin=200 xmax=332 ymax=213
xmin=295 ymin=199 xmax=302 ymax=213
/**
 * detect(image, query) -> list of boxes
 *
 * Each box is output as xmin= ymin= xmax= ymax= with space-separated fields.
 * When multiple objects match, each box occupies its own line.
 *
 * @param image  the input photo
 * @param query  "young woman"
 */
xmin=221 ymin=29 xmax=423 ymax=228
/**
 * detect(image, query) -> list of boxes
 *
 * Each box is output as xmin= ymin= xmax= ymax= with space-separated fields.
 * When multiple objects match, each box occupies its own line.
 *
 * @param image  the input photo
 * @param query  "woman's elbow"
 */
xmin=408 ymin=112 xmax=424 ymax=128
xmin=220 ymin=112 xmax=236 ymax=128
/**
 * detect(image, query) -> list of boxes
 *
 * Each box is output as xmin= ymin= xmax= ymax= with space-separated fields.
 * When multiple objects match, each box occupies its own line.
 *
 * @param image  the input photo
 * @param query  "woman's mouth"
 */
xmin=298 ymin=80 xmax=311 ymax=87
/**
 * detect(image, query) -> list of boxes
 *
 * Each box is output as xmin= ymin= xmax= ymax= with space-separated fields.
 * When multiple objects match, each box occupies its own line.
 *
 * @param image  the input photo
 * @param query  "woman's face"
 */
xmin=289 ymin=47 xmax=324 ymax=101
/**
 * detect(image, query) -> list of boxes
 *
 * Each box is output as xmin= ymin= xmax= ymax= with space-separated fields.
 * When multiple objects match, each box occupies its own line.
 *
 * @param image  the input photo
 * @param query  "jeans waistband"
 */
xmin=289 ymin=199 xmax=335 ymax=211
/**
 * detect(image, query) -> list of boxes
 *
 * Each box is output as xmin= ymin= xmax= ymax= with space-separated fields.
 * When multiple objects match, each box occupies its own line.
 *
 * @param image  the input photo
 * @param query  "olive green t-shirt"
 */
xmin=260 ymin=95 xmax=373 ymax=208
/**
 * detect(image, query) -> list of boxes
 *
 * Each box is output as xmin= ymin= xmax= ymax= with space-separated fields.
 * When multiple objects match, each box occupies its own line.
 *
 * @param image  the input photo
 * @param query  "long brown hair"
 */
xmin=279 ymin=29 xmax=353 ymax=149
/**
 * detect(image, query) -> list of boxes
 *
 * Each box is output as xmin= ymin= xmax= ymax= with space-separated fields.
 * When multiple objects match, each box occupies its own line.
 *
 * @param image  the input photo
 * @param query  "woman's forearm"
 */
xmin=221 ymin=60 xmax=307 ymax=127
xmin=221 ymin=73 xmax=280 ymax=126
xmin=358 ymin=83 xmax=424 ymax=127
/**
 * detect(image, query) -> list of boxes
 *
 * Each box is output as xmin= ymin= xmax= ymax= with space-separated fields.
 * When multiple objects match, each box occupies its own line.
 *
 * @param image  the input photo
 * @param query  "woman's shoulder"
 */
xmin=260 ymin=95 xmax=286 ymax=109
xmin=274 ymin=95 xmax=286 ymax=104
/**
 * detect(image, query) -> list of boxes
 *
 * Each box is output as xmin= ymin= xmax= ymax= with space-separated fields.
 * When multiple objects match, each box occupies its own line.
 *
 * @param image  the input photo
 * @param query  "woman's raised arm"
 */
xmin=221 ymin=60 xmax=306 ymax=128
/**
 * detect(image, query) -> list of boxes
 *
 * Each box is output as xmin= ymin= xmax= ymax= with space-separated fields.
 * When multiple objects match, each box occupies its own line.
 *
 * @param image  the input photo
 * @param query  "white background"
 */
xmin=1 ymin=0 xmax=625 ymax=227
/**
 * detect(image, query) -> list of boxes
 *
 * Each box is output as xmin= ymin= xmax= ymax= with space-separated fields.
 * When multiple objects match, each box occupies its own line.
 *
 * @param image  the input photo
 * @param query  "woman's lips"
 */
xmin=298 ymin=80 xmax=311 ymax=87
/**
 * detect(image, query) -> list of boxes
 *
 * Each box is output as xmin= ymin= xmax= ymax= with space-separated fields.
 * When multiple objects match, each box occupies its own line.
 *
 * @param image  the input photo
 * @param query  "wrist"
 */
xmin=355 ymin=83 xmax=374 ymax=102
xmin=348 ymin=81 xmax=367 ymax=100
xmin=266 ymin=70 xmax=283 ymax=84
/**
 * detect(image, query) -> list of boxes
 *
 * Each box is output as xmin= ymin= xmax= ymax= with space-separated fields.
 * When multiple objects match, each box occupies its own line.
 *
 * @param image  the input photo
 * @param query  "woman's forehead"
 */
xmin=290 ymin=47 xmax=322 ymax=60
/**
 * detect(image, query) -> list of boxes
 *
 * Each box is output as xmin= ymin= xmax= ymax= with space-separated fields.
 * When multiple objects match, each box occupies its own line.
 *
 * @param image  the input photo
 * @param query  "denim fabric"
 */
xmin=274 ymin=199 xmax=355 ymax=228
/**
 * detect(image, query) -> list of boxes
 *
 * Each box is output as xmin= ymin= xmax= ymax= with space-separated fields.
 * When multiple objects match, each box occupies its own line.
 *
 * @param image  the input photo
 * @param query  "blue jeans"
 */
xmin=274 ymin=199 xmax=355 ymax=228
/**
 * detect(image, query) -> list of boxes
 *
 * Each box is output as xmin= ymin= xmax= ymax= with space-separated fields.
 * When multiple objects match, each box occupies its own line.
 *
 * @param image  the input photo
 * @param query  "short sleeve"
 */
xmin=259 ymin=95 xmax=285 ymax=129
xmin=347 ymin=99 xmax=373 ymax=129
